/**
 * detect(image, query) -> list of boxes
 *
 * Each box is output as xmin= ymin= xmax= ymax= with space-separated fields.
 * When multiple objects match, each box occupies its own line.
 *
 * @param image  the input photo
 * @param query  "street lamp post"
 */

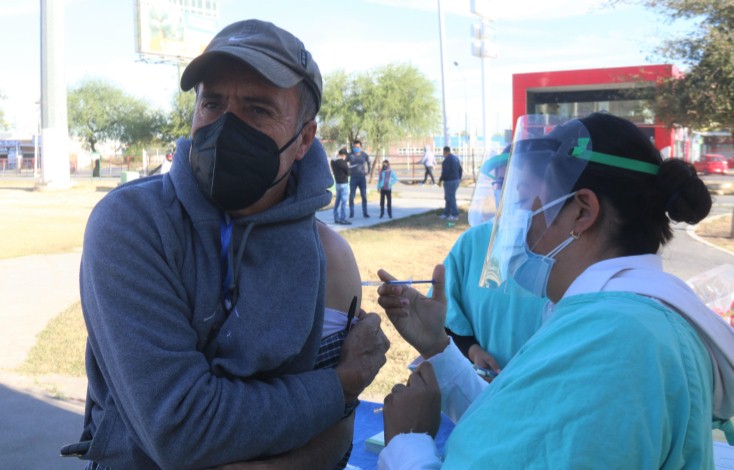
xmin=470 ymin=0 xmax=498 ymax=156
xmin=437 ymin=0 xmax=450 ymax=147
xmin=453 ymin=61 xmax=468 ymax=144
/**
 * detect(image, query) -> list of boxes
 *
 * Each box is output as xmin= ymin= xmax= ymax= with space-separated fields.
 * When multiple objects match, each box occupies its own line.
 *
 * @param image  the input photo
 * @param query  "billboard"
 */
xmin=135 ymin=0 xmax=220 ymax=62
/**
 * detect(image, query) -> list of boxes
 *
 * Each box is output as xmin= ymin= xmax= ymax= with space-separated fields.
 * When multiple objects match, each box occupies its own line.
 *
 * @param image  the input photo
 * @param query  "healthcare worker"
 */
xmin=444 ymin=142 xmax=546 ymax=374
xmin=376 ymin=112 xmax=734 ymax=468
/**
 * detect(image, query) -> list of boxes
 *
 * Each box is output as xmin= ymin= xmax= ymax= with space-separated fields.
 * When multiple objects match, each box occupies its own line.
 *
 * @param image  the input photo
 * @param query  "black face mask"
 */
xmin=189 ymin=112 xmax=302 ymax=212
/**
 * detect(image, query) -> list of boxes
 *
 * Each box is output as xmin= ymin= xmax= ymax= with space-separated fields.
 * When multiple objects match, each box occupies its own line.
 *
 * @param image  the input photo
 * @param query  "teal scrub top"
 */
xmin=442 ymin=292 xmax=714 ymax=469
xmin=443 ymin=223 xmax=545 ymax=368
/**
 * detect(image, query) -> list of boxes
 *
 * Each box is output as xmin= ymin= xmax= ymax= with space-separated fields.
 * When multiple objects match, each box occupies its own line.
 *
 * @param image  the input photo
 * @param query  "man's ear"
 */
xmin=294 ymin=120 xmax=317 ymax=161
xmin=572 ymin=188 xmax=601 ymax=235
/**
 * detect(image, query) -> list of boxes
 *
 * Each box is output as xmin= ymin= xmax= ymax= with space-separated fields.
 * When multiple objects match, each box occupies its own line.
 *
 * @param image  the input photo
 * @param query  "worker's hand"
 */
xmin=336 ymin=312 xmax=390 ymax=403
xmin=468 ymin=344 xmax=500 ymax=383
xmin=376 ymin=265 xmax=449 ymax=359
xmin=383 ymin=362 xmax=442 ymax=445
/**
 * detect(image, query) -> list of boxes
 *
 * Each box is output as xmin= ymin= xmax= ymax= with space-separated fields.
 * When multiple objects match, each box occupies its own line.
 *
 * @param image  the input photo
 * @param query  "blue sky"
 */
xmin=0 ymin=0 xmax=686 ymax=139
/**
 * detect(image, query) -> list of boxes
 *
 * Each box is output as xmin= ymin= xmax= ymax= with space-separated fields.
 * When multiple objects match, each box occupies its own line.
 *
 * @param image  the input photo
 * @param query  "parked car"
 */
xmin=727 ymin=155 xmax=734 ymax=169
xmin=693 ymin=154 xmax=728 ymax=175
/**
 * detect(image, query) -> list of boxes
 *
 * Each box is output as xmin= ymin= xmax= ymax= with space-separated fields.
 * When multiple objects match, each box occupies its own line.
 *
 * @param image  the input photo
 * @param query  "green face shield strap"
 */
xmin=571 ymin=139 xmax=660 ymax=175
xmin=481 ymin=152 xmax=510 ymax=179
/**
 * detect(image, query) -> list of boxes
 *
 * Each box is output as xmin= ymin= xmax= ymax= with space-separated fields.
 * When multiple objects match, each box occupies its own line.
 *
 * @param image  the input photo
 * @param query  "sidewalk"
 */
xmin=0 ymin=182 xmax=468 ymax=469
xmin=317 ymin=183 xmax=463 ymax=231
xmin=0 ymin=251 xmax=87 ymax=469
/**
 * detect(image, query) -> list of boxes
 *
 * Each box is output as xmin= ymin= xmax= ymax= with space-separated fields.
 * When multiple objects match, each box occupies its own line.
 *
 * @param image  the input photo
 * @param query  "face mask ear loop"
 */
xmin=527 ymin=191 xmax=578 ymax=253
xmin=267 ymin=122 xmax=309 ymax=190
xmin=545 ymin=231 xmax=578 ymax=259
xmin=277 ymin=122 xmax=308 ymax=154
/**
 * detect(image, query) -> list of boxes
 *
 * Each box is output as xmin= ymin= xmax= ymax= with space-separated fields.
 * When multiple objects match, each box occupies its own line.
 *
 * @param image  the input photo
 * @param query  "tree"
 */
xmin=67 ymin=78 xmax=162 ymax=154
xmin=319 ymin=64 xmax=441 ymax=160
xmin=0 ymin=90 xmax=8 ymax=130
xmin=366 ymin=63 xmax=441 ymax=158
xmin=160 ymin=90 xmax=196 ymax=145
xmin=610 ymin=0 xmax=734 ymax=130
xmin=319 ymin=70 xmax=367 ymax=148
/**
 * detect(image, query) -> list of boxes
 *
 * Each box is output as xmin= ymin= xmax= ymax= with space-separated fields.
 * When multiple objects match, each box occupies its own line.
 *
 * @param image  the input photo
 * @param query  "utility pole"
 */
xmin=453 ymin=61 xmax=468 ymax=141
xmin=437 ymin=0 xmax=450 ymax=147
xmin=470 ymin=0 xmax=498 ymax=156
xmin=39 ymin=0 xmax=71 ymax=188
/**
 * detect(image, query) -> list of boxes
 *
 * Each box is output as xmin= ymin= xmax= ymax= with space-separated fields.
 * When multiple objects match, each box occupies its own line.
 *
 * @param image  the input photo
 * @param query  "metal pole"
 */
xmin=453 ymin=62 xmax=468 ymax=139
xmin=437 ymin=0 xmax=450 ymax=147
xmin=33 ymin=133 xmax=38 ymax=177
xmin=481 ymin=56 xmax=488 ymax=155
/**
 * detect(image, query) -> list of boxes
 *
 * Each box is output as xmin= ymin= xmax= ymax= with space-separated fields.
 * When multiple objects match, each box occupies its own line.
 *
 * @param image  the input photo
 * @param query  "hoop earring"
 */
xmin=570 ymin=230 xmax=581 ymax=240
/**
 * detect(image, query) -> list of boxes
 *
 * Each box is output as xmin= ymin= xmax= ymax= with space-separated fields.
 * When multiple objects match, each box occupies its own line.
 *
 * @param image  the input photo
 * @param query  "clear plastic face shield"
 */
xmin=467 ymin=145 xmax=511 ymax=226
xmin=479 ymin=115 xmax=591 ymax=293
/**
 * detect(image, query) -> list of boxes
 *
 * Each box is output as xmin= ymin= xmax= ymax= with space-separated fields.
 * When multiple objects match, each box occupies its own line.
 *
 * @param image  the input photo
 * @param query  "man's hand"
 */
xmin=209 ymin=413 xmax=355 ymax=470
xmin=468 ymin=344 xmax=500 ymax=383
xmin=336 ymin=312 xmax=390 ymax=403
xmin=383 ymin=362 xmax=442 ymax=445
xmin=376 ymin=265 xmax=449 ymax=358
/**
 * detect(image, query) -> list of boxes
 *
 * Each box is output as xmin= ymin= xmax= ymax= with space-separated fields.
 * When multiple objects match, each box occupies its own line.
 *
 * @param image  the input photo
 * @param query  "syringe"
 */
xmin=361 ymin=279 xmax=435 ymax=286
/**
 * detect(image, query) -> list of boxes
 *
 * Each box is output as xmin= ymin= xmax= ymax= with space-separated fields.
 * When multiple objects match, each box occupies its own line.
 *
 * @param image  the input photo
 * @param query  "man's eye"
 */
xmin=249 ymin=106 xmax=269 ymax=116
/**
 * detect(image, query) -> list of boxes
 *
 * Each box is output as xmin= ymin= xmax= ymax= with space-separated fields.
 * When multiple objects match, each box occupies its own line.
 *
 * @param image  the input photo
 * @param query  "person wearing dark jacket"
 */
xmin=331 ymin=148 xmax=351 ymax=225
xmin=64 ymin=19 xmax=389 ymax=470
xmin=438 ymin=146 xmax=463 ymax=220
xmin=347 ymin=139 xmax=371 ymax=218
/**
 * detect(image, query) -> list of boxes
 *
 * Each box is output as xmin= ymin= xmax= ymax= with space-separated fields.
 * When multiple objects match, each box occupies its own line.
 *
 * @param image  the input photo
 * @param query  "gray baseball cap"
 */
xmin=180 ymin=19 xmax=322 ymax=112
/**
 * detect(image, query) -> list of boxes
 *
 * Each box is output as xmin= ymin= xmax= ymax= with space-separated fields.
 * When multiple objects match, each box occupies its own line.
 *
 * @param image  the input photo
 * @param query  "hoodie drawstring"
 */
xmin=198 ymin=215 xmax=254 ymax=358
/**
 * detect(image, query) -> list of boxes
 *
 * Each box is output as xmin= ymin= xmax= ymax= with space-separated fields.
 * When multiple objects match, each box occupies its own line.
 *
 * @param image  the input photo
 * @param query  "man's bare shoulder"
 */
xmin=317 ymin=222 xmax=354 ymax=260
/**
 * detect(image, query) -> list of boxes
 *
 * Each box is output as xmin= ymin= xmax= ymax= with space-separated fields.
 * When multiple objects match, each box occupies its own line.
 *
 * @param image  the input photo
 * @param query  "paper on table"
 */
xmin=715 ymin=441 xmax=734 ymax=470
xmin=365 ymin=431 xmax=385 ymax=454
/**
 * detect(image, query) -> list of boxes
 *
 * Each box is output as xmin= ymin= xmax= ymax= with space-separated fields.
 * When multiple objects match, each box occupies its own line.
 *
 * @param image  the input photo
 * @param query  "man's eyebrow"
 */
xmin=240 ymin=95 xmax=277 ymax=108
xmin=197 ymin=89 xmax=282 ymax=113
xmin=198 ymin=90 xmax=223 ymax=101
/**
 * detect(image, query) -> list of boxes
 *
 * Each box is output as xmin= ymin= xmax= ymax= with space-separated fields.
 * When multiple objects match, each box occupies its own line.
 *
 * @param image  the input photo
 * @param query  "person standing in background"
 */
xmin=377 ymin=159 xmax=398 ymax=219
xmin=419 ymin=145 xmax=436 ymax=185
xmin=160 ymin=153 xmax=173 ymax=174
xmin=348 ymin=139 xmax=371 ymax=218
xmin=438 ymin=146 xmax=462 ymax=221
xmin=331 ymin=148 xmax=351 ymax=225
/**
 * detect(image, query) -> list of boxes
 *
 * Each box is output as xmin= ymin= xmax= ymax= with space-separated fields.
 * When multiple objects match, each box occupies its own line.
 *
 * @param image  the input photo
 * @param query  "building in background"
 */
xmin=512 ymin=64 xmax=689 ymax=160
xmin=0 ymin=139 xmax=40 ymax=172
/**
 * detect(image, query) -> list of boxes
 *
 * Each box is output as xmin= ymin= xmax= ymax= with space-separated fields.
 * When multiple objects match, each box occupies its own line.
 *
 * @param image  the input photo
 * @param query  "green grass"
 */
xmin=0 ymin=180 xmax=113 ymax=259
xmin=18 ymin=301 xmax=87 ymax=377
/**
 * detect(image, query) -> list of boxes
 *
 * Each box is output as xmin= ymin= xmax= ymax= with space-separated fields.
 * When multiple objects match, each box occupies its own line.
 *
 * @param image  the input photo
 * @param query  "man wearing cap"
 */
xmin=65 ymin=20 xmax=389 ymax=469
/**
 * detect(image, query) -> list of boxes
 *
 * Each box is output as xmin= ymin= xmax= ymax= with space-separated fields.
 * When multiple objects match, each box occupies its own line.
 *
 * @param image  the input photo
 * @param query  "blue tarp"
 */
xmin=348 ymin=400 xmax=456 ymax=470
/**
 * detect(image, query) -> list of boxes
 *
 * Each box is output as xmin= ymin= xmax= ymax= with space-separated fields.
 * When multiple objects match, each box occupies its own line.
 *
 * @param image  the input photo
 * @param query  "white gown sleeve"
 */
xmin=378 ymin=434 xmax=442 ymax=470
xmin=378 ymin=340 xmax=488 ymax=469
xmin=429 ymin=339 xmax=488 ymax=422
